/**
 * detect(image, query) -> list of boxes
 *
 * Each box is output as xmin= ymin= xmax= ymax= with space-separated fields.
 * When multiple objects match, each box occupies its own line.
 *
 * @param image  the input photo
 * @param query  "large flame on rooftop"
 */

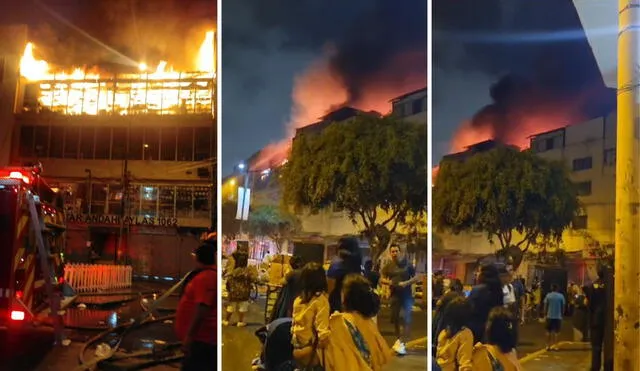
xmin=252 ymin=48 xmax=426 ymax=171
xmin=197 ymin=31 xmax=215 ymax=73
xmin=18 ymin=31 xmax=216 ymax=116
xmin=20 ymin=43 xmax=49 ymax=81
xmin=20 ymin=30 xmax=215 ymax=81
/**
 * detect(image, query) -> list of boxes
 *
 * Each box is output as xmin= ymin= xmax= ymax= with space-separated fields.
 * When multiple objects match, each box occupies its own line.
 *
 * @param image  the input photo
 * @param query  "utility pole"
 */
xmin=116 ymin=159 xmax=128 ymax=264
xmin=615 ymin=0 xmax=640 ymax=368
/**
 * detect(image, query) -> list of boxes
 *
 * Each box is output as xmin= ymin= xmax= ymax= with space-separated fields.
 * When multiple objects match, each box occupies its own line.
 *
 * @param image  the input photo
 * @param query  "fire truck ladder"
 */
xmin=27 ymin=192 xmax=65 ymax=345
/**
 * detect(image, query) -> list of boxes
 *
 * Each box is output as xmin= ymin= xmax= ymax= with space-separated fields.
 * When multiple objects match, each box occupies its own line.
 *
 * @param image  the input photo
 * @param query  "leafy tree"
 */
xmin=247 ymin=205 xmax=300 ymax=253
xmin=221 ymin=201 xmax=241 ymax=241
xmin=282 ymin=115 xmax=427 ymax=260
xmin=433 ymin=146 xmax=580 ymax=269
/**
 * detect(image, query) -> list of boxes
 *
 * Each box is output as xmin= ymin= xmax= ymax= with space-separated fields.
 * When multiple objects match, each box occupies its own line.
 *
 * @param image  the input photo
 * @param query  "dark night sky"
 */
xmin=221 ymin=0 xmax=427 ymax=175
xmin=433 ymin=0 xmax=612 ymax=165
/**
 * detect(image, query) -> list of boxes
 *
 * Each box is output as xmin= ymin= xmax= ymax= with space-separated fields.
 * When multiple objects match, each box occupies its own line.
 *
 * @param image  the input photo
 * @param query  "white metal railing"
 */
xmin=63 ymin=263 xmax=133 ymax=293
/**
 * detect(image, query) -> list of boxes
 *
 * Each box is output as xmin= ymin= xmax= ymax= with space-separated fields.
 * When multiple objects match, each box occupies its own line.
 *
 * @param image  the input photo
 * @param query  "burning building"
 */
xmin=223 ymin=87 xmax=427 ymax=270
xmin=0 ymin=25 xmax=216 ymax=277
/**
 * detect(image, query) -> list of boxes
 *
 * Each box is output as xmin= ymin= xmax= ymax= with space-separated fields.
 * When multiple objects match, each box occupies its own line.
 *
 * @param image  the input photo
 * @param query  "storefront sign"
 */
xmin=66 ymin=214 xmax=178 ymax=227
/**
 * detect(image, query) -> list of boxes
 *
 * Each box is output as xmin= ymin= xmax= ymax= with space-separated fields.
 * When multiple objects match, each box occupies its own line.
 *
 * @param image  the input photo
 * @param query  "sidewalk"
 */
xmin=520 ymin=342 xmax=591 ymax=370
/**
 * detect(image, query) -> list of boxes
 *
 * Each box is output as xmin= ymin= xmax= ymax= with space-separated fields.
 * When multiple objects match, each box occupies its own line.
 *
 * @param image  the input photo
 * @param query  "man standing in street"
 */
xmin=381 ymin=244 xmax=421 ymax=355
xmin=543 ymin=284 xmax=566 ymax=351
xmin=500 ymin=267 xmax=523 ymax=345
xmin=176 ymin=242 xmax=217 ymax=371
xmin=586 ymin=268 xmax=608 ymax=371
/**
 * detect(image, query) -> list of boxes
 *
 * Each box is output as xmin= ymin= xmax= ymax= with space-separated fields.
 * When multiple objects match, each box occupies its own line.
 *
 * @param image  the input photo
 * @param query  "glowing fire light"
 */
xmin=20 ymin=43 xmax=49 ymax=81
xmin=19 ymin=31 xmax=215 ymax=116
xmin=197 ymin=31 xmax=215 ymax=73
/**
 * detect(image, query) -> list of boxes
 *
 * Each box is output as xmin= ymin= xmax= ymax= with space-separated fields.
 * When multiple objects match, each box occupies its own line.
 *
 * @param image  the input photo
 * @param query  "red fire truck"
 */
xmin=0 ymin=166 xmax=67 ymax=331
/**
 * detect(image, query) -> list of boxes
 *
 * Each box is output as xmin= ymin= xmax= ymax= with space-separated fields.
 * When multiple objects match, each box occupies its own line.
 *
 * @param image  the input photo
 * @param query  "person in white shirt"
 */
xmin=499 ymin=266 xmax=520 ymax=348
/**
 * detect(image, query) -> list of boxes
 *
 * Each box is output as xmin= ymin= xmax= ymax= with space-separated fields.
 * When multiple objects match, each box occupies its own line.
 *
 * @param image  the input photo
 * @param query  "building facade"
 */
xmin=2 ymin=29 xmax=216 ymax=278
xmin=224 ymin=87 xmax=428 ymax=270
xmin=390 ymin=87 xmax=427 ymax=125
xmin=434 ymin=113 xmax=617 ymax=284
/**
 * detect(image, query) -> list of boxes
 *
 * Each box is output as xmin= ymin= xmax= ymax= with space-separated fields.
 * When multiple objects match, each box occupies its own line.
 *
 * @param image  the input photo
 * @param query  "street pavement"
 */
xmin=2 ymin=281 xmax=182 ymax=371
xmin=222 ymin=298 xmax=428 ymax=371
xmin=515 ymin=319 xmax=574 ymax=358
xmin=520 ymin=342 xmax=592 ymax=370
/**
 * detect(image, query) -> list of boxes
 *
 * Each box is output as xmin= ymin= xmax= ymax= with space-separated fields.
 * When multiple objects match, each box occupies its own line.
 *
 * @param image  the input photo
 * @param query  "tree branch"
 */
xmin=380 ymin=208 xmax=402 ymax=227
xmin=358 ymin=210 xmax=371 ymax=230
xmin=389 ymin=217 xmax=400 ymax=234
xmin=497 ymin=233 xmax=505 ymax=249
xmin=515 ymin=231 xmax=536 ymax=248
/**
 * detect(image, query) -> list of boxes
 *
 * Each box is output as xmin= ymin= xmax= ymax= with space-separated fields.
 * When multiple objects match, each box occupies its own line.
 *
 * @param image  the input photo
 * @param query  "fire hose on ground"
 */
xmin=74 ymin=271 xmax=195 ymax=371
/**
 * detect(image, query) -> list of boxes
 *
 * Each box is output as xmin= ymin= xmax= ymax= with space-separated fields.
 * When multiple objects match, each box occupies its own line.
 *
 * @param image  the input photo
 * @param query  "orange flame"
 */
xmin=19 ymin=31 xmax=215 ymax=116
xmin=253 ymin=48 xmax=427 ymax=170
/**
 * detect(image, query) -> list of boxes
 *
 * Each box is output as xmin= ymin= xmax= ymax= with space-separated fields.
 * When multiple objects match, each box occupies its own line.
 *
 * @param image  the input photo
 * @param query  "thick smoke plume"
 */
xmin=450 ymin=74 xmax=614 ymax=153
xmin=435 ymin=0 xmax=614 ymax=157
xmin=250 ymin=0 xmax=427 ymax=170
xmin=25 ymin=0 xmax=214 ymax=70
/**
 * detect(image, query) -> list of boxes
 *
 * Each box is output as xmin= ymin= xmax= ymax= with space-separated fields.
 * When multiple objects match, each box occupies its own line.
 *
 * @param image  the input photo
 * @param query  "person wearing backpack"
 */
xmin=472 ymin=307 xmax=523 ymax=371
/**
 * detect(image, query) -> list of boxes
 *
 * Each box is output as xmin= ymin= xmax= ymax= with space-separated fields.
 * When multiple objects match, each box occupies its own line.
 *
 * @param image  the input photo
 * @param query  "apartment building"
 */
xmin=224 ymin=87 xmax=428 ymax=269
xmin=434 ymin=114 xmax=617 ymax=284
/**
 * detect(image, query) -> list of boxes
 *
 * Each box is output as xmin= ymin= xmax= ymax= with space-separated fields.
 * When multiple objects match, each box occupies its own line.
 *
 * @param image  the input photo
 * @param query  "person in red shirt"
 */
xmin=175 ymin=241 xmax=217 ymax=371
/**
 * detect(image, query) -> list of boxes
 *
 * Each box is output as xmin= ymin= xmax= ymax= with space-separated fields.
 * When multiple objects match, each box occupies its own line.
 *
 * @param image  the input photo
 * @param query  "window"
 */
xmin=194 ymin=127 xmax=212 ymax=161
xmin=91 ymin=183 xmax=107 ymax=214
xmin=572 ymin=215 xmax=588 ymax=230
xmin=177 ymin=127 xmax=194 ymax=161
xmin=143 ymin=128 xmax=160 ymax=161
xmin=160 ymin=127 xmax=177 ymax=161
xmin=411 ymin=98 xmax=424 ymax=115
xmin=159 ymin=186 xmax=175 ymax=218
xmin=49 ymin=127 xmax=64 ymax=158
xmin=63 ymin=127 xmax=80 ymax=159
xmin=576 ymin=181 xmax=592 ymax=196
xmin=604 ymin=148 xmax=616 ymax=166
xmin=108 ymin=185 xmax=123 ymax=215
xmin=79 ymin=127 xmax=94 ymax=159
xmin=392 ymin=102 xmax=405 ymax=117
xmin=127 ymin=185 xmax=140 ymax=216
xmin=34 ymin=126 xmax=49 ymax=158
xmin=129 ymin=127 xmax=144 ymax=160
xmin=94 ymin=127 xmax=111 ymax=159
xmin=193 ymin=186 xmax=210 ymax=219
xmin=112 ymin=128 xmax=127 ymax=160
xmin=176 ymin=186 xmax=193 ymax=218
xmin=19 ymin=126 xmax=35 ymax=157
xmin=532 ymin=134 xmax=563 ymax=153
xmin=572 ymin=157 xmax=593 ymax=171
xmin=140 ymin=186 xmax=158 ymax=217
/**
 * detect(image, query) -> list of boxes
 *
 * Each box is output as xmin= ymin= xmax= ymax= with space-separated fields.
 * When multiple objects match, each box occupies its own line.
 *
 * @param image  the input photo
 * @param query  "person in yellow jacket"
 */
xmin=322 ymin=274 xmax=392 ymax=371
xmin=472 ymin=307 xmax=524 ymax=371
xmin=435 ymin=297 xmax=474 ymax=371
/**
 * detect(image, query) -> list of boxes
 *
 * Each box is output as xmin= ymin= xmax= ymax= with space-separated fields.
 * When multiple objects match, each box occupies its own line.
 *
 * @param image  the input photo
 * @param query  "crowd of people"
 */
xmin=222 ymin=237 xmax=423 ymax=371
xmin=431 ymin=263 xmax=610 ymax=371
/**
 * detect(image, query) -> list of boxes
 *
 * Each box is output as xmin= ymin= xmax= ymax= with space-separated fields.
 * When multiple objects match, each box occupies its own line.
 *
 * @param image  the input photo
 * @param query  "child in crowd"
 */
xmin=291 ymin=263 xmax=331 ymax=369
xmin=323 ymin=274 xmax=392 ymax=371
xmin=472 ymin=307 xmax=524 ymax=371
xmin=435 ymin=297 xmax=474 ymax=371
